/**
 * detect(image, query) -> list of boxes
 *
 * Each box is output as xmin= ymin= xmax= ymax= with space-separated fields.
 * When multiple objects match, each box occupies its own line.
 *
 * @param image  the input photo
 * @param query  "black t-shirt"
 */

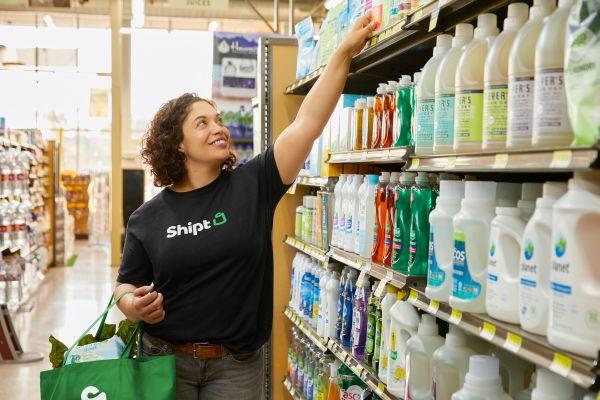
xmin=117 ymin=146 xmax=290 ymax=352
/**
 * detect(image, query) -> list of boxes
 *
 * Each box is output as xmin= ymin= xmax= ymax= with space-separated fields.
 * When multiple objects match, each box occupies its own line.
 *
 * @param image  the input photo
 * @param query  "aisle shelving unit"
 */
xmin=284 ymin=306 xmax=400 ymax=400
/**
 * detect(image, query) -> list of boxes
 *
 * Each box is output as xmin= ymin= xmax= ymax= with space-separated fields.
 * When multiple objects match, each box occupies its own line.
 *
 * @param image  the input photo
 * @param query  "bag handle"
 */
xmin=94 ymin=295 xmax=115 ymax=341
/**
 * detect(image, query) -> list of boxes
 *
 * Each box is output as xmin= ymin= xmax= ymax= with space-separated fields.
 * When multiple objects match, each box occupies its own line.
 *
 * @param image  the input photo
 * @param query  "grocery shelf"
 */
xmin=295 ymin=176 xmax=336 ymax=188
xmin=328 ymin=246 xmax=425 ymax=291
xmin=327 ymin=147 xmax=410 ymax=164
xmin=283 ymin=376 xmax=305 ymax=400
xmin=284 ymin=307 xmax=400 ymax=400
xmin=404 ymin=288 xmax=599 ymax=390
xmin=284 ymin=235 xmax=329 ymax=263
xmin=284 ymin=307 xmax=330 ymax=353
xmin=406 ymin=146 xmax=599 ymax=173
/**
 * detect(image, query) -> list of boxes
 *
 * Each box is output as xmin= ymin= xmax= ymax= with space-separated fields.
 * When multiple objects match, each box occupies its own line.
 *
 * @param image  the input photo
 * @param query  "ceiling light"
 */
xmin=131 ymin=0 xmax=145 ymax=29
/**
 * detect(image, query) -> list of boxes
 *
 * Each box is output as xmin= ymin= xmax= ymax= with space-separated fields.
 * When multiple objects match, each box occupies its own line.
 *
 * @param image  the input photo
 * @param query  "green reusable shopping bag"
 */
xmin=40 ymin=292 xmax=176 ymax=400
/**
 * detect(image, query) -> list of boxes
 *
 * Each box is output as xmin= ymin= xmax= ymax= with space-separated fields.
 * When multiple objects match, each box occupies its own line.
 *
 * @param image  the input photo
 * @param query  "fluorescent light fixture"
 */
xmin=131 ymin=0 xmax=145 ymax=28
xmin=43 ymin=14 xmax=56 ymax=28
xmin=208 ymin=20 xmax=219 ymax=32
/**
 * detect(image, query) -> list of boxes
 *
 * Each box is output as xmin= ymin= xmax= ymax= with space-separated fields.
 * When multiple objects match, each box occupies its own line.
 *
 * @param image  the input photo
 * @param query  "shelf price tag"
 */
xmin=551 ymin=150 xmax=572 ymax=168
xmin=375 ymin=382 xmax=385 ymax=396
xmin=446 ymin=156 xmax=457 ymax=169
xmin=362 ymin=261 xmax=372 ymax=273
xmin=494 ymin=153 xmax=509 ymax=169
xmin=374 ymin=277 xmax=391 ymax=297
xmin=550 ymin=352 xmax=572 ymax=377
xmin=449 ymin=309 xmax=462 ymax=324
xmin=503 ymin=332 xmax=522 ymax=353
xmin=479 ymin=322 xmax=496 ymax=341
xmin=408 ymin=289 xmax=419 ymax=303
xmin=427 ymin=300 xmax=440 ymax=314
xmin=411 ymin=158 xmax=420 ymax=169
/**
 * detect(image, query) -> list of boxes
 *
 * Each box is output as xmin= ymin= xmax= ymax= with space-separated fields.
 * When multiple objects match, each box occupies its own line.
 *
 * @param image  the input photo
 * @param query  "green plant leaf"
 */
xmin=77 ymin=334 xmax=96 ymax=346
xmin=95 ymin=323 xmax=116 ymax=342
xmin=116 ymin=319 xmax=137 ymax=344
xmin=48 ymin=335 xmax=68 ymax=369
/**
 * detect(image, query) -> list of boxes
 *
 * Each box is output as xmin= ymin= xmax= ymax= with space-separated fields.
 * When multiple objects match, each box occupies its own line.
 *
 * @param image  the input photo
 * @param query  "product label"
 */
xmin=340 ymin=385 xmax=364 ymax=400
xmin=454 ymin=90 xmax=484 ymax=143
xmin=427 ymin=228 xmax=445 ymax=287
xmin=346 ymin=215 xmax=353 ymax=235
xmin=452 ymin=231 xmax=482 ymax=300
xmin=416 ymin=99 xmax=435 ymax=146
xmin=483 ymin=84 xmax=508 ymax=142
xmin=507 ymin=76 xmax=534 ymax=138
xmin=366 ymin=313 xmax=376 ymax=354
xmin=390 ymin=329 xmax=397 ymax=360
xmin=434 ymin=94 xmax=455 ymax=145
xmin=352 ymin=308 xmax=362 ymax=347
xmin=520 ymin=237 xmax=542 ymax=323
xmin=533 ymin=69 xmax=571 ymax=135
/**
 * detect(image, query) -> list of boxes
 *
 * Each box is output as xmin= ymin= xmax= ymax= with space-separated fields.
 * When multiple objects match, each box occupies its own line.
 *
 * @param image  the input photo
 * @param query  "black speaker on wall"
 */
xmin=123 ymin=169 xmax=144 ymax=226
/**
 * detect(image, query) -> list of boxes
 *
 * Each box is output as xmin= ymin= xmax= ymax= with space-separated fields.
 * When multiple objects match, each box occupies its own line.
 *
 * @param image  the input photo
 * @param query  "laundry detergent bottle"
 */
xmin=548 ymin=171 xmax=600 ymax=358
xmin=450 ymin=181 xmax=497 ymax=313
xmin=519 ymin=182 xmax=567 ymax=335
xmin=378 ymin=285 xmax=398 ymax=384
xmin=482 ymin=3 xmax=529 ymax=150
xmin=507 ymin=0 xmax=557 ymax=150
xmin=415 ymin=34 xmax=452 ymax=155
xmin=531 ymin=368 xmax=575 ymax=400
xmin=486 ymin=207 xmax=526 ymax=324
xmin=426 ymin=180 xmax=465 ymax=302
xmin=453 ymin=14 xmax=499 ymax=153
xmin=392 ymin=172 xmax=416 ymax=273
xmin=408 ymin=172 xmax=437 ymax=276
xmin=432 ymin=326 xmax=477 ymax=400
xmin=405 ymin=315 xmax=445 ymax=400
xmin=434 ymin=23 xmax=474 ymax=154
xmin=452 ymin=356 xmax=512 ymax=400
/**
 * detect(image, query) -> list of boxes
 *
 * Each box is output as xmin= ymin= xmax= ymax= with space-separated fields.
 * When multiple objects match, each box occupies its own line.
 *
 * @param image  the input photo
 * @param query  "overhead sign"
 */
xmin=168 ymin=0 xmax=229 ymax=10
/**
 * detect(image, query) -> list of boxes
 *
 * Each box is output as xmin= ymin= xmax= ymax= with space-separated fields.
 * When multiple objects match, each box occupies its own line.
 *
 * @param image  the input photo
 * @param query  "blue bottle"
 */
xmin=336 ymin=268 xmax=349 ymax=340
xmin=341 ymin=269 xmax=358 ymax=347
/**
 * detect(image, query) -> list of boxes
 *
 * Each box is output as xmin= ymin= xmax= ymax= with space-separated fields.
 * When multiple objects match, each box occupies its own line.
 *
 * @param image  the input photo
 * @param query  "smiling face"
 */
xmin=179 ymin=100 xmax=231 ymax=167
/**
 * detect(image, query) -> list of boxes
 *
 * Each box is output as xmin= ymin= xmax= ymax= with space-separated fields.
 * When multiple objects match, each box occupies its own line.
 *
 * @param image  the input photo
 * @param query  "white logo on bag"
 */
xmin=81 ymin=386 xmax=107 ymax=400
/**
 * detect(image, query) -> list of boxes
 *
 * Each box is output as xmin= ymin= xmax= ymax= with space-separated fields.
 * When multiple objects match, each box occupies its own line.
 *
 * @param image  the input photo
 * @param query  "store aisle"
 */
xmin=0 ymin=241 xmax=121 ymax=400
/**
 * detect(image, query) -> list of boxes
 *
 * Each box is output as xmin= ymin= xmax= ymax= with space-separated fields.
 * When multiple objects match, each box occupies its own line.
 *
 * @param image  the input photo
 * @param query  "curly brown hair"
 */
xmin=141 ymin=93 xmax=237 ymax=187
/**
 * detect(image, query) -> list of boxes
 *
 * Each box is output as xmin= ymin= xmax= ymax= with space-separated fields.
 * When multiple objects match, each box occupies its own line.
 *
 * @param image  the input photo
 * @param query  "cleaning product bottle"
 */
xmin=415 ymin=34 xmax=453 ymax=155
xmin=493 ymin=347 xmax=533 ymax=397
xmin=450 ymin=181 xmax=497 ymax=313
xmin=326 ymin=269 xmax=341 ymax=340
xmin=363 ymin=96 xmax=375 ymax=149
xmin=486 ymin=206 xmax=526 ymax=324
xmin=312 ymin=266 xmax=322 ymax=328
xmin=387 ymin=296 xmax=421 ymax=397
xmin=432 ymin=326 xmax=477 ymax=400
xmin=382 ymin=81 xmax=398 ymax=148
xmin=426 ymin=180 xmax=465 ymax=302
xmin=405 ymin=315 xmax=445 ymax=400
xmin=496 ymin=182 xmax=522 ymax=207
xmin=327 ymin=360 xmax=341 ymax=400
xmin=345 ymin=175 xmax=364 ymax=252
xmin=365 ymin=283 xmax=378 ymax=365
xmin=378 ymin=285 xmax=398 ymax=383
xmin=373 ymin=290 xmax=383 ymax=371
xmin=548 ymin=171 xmax=600 ymax=358
xmin=338 ymin=363 xmax=368 ymax=400
xmin=532 ymin=0 xmax=575 ymax=148
xmin=454 ymin=14 xmax=500 ymax=153
xmin=395 ymin=75 xmax=414 ymax=147
xmin=359 ymin=175 xmax=379 ymax=258
xmin=373 ymin=84 xmax=387 ymax=149
xmin=408 ymin=172 xmax=437 ymax=276
xmin=434 ymin=24 xmax=474 ymax=154
xmin=336 ymin=268 xmax=349 ymax=340
xmin=451 ymin=356 xmax=512 ymax=400
xmin=341 ymin=175 xmax=356 ymax=249
xmin=392 ymin=172 xmax=416 ymax=273
xmin=531 ymin=368 xmax=575 ymax=400
xmin=383 ymin=172 xmax=401 ymax=267
xmin=317 ymin=268 xmax=331 ymax=337
xmin=482 ymin=3 xmax=529 ymax=150
xmin=373 ymin=172 xmax=391 ymax=264
xmin=519 ymin=182 xmax=567 ymax=335
xmin=333 ymin=175 xmax=348 ymax=248
xmin=354 ymin=176 xmax=369 ymax=254
xmin=351 ymin=276 xmax=371 ymax=361
xmin=411 ymin=72 xmax=422 ymax=147
xmin=341 ymin=269 xmax=358 ymax=347
xmin=517 ymin=183 xmax=543 ymax=221
xmin=507 ymin=0 xmax=558 ymax=150
xmin=353 ymin=98 xmax=366 ymax=151
xmin=371 ymin=0 xmax=383 ymax=31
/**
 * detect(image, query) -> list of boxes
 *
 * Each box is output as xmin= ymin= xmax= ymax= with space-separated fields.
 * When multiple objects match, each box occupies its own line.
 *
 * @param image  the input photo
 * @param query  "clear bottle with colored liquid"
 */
xmin=351 ymin=276 xmax=371 ymax=361
xmin=372 ymin=84 xmax=387 ymax=149
xmin=352 ymin=98 xmax=367 ymax=151
xmin=395 ymin=75 xmax=413 ymax=147
xmin=341 ymin=269 xmax=358 ymax=347
xmin=363 ymin=97 xmax=375 ymax=150
xmin=408 ymin=172 xmax=437 ymax=277
xmin=383 ymin=172 xmax=401 ymax=267
xmin=365 ymin=283 xmax=378 ymax=365
xmin=372 ymin=289 xmax=383 ymax=371
xmin=381 ymin=82 xmax=398 ymax=148
xmin=482 ymin=3 xmax=529 ymax=150
xmin=453 ymin=14 xmax=499 ymax=153
xmin=392 ymin=172 xmax=416 ymax=273
xmin=372 ymin=172 xmax=391 ymax=264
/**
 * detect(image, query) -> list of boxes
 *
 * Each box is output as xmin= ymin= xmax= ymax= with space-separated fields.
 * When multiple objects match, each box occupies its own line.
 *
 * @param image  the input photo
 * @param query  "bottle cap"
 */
xmin=367 ymin=96 xmax=375 ymax=107
xmin=465 ymin=355 xmax=502 ymax=386
xmin=418 ymin=314 xmax=439 ymax=335
xmin=542 ymin=181 xmax=567 ymax=200
xmin=380 ymin=171 xmax=391 ymax=182
xmin=390 ymin=171 xmax=401 ymax=182
xmin=433 ymin=34 xmax=453 ymax=56
xmin=355 ymin=98 xmax=367 ymax=108
xmin=530 ymin=0 xmax=557 ymax=19
xmin=532 ymin=368 xmax=575 ymax=399
xmin=474 ymin=13 xmax=499 ymax=40
xmin=367 ymin=174 xmax=380 ymax=185
xmin=400 ymin=75 xmax=412 ymax=85
xmin=521 ymin=182 xmax=543 ymax=201
xmin=465 ymin=181 xmax=497 ymax=201
xmin=453 ymin=23 xmax=474 ymax=47
xmin=504 ymin=2 xmax=529 ymax=30
xmin=439 ymin=180 xmax=465 ymax=200
xmin=416 ymin=171 xmax=429 ymax=183
xmin=496 ymin=182 xmax=522 ymax=206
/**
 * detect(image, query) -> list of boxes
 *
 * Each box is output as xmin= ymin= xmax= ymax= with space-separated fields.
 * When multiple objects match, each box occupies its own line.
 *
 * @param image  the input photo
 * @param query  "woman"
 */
xmin=115 ymin=14 xmax=374 ymax=399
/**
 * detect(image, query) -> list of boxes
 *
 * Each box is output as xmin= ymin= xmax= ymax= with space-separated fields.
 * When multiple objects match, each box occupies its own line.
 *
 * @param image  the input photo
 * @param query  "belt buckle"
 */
xmin=193 ymin=342 xmax=218 ymax=359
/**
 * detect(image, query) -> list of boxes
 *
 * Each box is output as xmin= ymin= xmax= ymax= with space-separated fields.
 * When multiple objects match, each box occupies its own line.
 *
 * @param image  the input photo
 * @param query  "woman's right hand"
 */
xmin=131 ymin=283 xmax=165 ymax=324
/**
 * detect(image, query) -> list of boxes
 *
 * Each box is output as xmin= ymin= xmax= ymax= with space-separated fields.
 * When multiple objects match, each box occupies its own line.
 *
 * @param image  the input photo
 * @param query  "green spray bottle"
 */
xmin=392 ymin=172 xmax=417 ymax=274
xmin=365 ymin=283 xmax=378 ymax=365
xmin=407 ymin=172 xmax=438 ymax=276
xmin=372 ymin=293 xmax=383 ymax=371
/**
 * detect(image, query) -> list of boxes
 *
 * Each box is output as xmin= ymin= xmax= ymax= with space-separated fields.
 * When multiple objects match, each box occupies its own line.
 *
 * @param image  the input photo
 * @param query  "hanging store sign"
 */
xmin=168 ymin=0 xmax=229 ymax=10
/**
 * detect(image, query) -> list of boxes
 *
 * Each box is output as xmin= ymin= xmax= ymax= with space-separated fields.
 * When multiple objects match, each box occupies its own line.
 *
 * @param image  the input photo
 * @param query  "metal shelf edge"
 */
xmin=283 ymin=235 xmax=329 ymax=263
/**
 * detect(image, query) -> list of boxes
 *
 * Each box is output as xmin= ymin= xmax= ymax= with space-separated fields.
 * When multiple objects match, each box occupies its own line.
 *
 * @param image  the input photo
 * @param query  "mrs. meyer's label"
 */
xmin=532 ymin=68 xmax=572 ymax=135
xmin=507 ymin=76 xmax=534 ymax=139
xmin=454 ymin=89 xmax=484 ymax=143
xmin=483 ymin=84 xmax=508 ymax=143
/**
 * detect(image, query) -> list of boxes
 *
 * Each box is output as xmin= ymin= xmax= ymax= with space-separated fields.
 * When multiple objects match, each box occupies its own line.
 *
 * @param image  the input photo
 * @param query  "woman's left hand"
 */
xmin=338 ymin=13 xmax=376 ymax=58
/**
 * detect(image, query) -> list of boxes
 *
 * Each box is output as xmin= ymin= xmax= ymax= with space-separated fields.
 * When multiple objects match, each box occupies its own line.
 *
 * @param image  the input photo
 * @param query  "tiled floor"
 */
xmin=0 ymin=241 xmax=121 ymax=399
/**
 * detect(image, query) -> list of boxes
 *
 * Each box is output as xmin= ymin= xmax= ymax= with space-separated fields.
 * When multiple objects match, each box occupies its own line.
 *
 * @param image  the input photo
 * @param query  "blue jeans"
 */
xmin=142 ymin=334 xmax=264 ymax=400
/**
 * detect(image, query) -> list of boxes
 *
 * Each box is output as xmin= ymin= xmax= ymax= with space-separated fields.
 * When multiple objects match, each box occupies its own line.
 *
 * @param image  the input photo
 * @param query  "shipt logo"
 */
xmin=555 ymin=235 xmax=567 ymax=258
xmin=523 ymin=240 xmax=534 ymax=261
xmin=166 ymin=212 xmax=228 ymax=238
xmin=490 ymin=242 xmax=496 ymax=258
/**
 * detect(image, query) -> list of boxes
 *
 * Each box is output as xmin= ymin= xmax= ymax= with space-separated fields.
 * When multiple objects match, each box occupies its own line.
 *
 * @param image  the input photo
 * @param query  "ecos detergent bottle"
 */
xmin=450 ymin=181 xmax=497 ymax=313
xmin=548 ymin=171 xmax=600 ymax=358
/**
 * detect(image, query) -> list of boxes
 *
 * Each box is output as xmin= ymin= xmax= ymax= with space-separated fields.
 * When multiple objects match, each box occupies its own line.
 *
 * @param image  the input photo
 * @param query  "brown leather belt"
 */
xmin=155 ymin=337 xmax=231 ymax=359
